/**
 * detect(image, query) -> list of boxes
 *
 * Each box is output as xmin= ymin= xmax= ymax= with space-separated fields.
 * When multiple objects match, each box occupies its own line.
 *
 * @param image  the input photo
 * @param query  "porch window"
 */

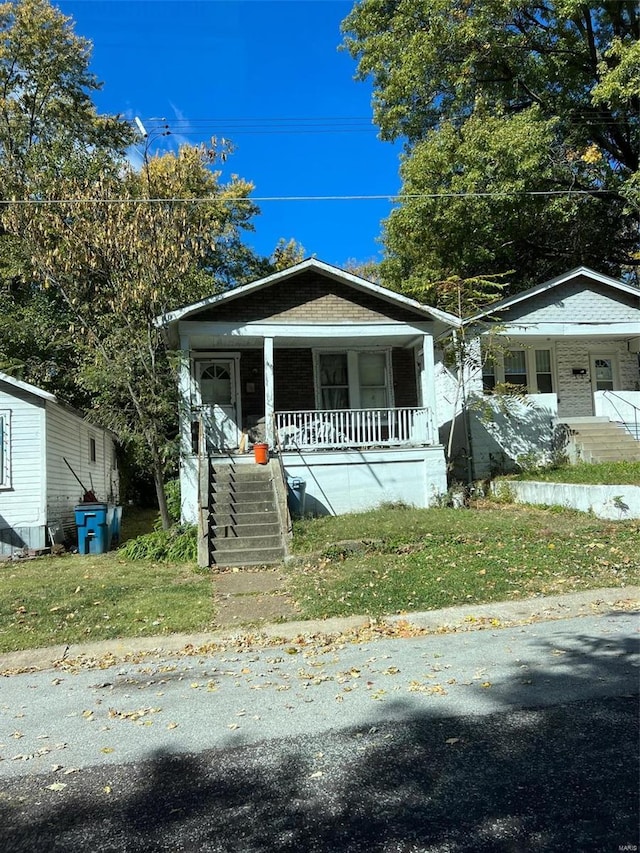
xmin=482 ymin=347 xmax=554 ymax=394
xmin=318 ymin=353 xmax=349 ymax=409
xmin=0 ymin=410 xmax=10 ymax=488
xmin=482 ymin=358 xmax=496 ymax=392
xmin=358 ymin=352 xmax=388 ymax=408
xmin=535 ymin=349 xmax=553 ymax=393
xmin=315 ymin=349 xmax=391 ymax=410
xmin=504 ymin=349 xmax=527 ymax=388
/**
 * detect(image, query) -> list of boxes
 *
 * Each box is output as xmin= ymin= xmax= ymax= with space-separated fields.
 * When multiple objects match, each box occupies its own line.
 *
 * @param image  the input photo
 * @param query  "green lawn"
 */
xmin=287 ymin=503 xmax=640 ymax=620
xmin=0 ymin=508 xmax=213 ymax=654
xmin=0 ymin=503 xmax=638 ymax=654
xmin=512 ymin=460 xmax=640 ymax=485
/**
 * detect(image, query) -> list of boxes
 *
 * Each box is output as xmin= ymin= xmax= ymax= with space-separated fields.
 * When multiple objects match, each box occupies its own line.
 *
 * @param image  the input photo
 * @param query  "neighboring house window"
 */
xmin=0 ymin=410 xmax=10 ymax=487
xmin=89 ymin=436 xmax=97 ymax=463
xmin=315 ymin=350 xmax=392 ymax=409
xmin=535 ymin=349 xmax=553 ymax=393
xmin=482 ymin=347 xmax=554 ymax=394
xmin=503 ymin=349 xmax=527 ymax=388
xmin=482 ymin=359 xmax=496 ymax=392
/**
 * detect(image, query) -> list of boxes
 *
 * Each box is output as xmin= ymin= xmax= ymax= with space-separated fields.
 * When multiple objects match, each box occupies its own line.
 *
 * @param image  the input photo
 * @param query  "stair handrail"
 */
xmin=271 ymin=414 xmax=293 ymax=537
xmin=601 ymin=390 xmax=640 ymax=439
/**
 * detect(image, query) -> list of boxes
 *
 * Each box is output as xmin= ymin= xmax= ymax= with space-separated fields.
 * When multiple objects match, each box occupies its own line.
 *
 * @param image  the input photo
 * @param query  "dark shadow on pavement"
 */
xmin=0 ymin=631 xmax=638 ymax=852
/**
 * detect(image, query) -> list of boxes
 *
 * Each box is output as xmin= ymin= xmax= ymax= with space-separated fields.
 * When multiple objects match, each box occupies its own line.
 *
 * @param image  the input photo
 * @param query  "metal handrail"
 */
xmin=601 ymin=390 xmax=640 ymax=440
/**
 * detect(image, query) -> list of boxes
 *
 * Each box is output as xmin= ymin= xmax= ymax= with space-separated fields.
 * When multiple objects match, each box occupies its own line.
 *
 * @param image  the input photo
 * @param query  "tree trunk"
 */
xmin=150 ymin=449 xmax=171 ymax=530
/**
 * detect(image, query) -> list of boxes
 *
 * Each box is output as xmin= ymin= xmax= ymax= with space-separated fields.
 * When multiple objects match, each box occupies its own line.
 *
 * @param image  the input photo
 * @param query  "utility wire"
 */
xmin=0 ymin=189 xmax=614 ymax=205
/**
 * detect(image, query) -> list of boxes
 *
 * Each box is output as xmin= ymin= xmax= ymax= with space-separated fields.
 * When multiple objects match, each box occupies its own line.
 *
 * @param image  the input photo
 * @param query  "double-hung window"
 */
xmin=316 ymin=350 xmax=392 ymax=410
xmin=482 ymin=347 xmax=554 ymax=394
xmin=0 ymin=410 xmax=11 ymax=488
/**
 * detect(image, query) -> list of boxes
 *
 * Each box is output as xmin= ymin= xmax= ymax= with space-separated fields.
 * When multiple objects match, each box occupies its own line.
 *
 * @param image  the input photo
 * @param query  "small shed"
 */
xmin=0 ymin=372 xmax=120 ymax=555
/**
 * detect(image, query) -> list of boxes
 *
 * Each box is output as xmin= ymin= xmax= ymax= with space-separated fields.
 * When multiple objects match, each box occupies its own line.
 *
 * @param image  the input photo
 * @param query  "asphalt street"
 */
xmin=1 ymin=609 xmax=638 ymax=852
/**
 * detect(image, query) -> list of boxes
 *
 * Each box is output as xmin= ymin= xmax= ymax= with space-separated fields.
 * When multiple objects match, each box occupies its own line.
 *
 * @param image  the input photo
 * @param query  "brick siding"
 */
xmin=194 ymin=271 xmax=426 ymax=324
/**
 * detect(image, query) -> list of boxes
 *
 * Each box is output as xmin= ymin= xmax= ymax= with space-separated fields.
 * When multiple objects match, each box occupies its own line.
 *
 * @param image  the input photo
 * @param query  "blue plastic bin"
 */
xmin=75 ymin=502 xmax=109 ymax=555
xmin=286 ymin=477 xmax=307 ymax=518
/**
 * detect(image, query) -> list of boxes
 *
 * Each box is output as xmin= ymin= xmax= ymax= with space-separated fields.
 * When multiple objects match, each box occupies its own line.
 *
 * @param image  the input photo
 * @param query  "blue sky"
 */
xmin=56 ymin=0 xmax=403 ymax=268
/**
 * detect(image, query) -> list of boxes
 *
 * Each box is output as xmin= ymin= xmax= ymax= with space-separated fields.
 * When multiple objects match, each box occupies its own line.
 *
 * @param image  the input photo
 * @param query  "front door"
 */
xmin=590 ymin=354 xmax=617 ymax=414
xmin=591 ymin=355 xmax=615 ymax=391
xmin=195 ymin=358 xmax=241 ymax=451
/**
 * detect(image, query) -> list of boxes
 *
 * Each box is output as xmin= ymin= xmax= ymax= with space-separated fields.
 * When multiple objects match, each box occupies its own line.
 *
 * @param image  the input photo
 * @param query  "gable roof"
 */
xmin=156 ymin=258 xmax=461 ymax=329
xmin=0 ymin=371 xmax=57 ymax=403
xmin=468 ymin=266 xmax=639 ymax=323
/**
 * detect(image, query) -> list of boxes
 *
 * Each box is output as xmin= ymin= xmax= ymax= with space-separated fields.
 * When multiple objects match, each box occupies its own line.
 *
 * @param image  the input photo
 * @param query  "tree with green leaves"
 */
xmin=0 ymin=0 xmax=278 ymax=523
xmin=0 ymin=0 xmax=131 ymax=185
xmin=343 ymin=0 xmax=639 ymax=297
xmin=5 ymin=141 xmax=259 ymax=527
xmin=0 ymin=0 xmax=133 ymax=408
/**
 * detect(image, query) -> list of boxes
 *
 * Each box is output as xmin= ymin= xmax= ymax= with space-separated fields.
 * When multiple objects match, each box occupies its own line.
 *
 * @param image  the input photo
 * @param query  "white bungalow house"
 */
xmin=0 ymin=372 xmax=120 ymax=556
xmin=440 ymin=267 xmax=640 ymax=479
xmin=158 ymin=259 xmax=459 ymax=567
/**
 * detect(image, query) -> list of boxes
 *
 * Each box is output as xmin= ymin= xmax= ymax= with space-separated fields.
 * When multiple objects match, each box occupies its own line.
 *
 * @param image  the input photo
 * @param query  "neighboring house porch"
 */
xmin=442 ymin=267 xmax=640 ymax=478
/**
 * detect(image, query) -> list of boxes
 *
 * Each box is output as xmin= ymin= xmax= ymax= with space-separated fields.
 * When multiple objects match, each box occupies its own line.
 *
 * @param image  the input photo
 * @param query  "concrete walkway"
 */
xmin=1 ymin=584 xmax=638 ymax=675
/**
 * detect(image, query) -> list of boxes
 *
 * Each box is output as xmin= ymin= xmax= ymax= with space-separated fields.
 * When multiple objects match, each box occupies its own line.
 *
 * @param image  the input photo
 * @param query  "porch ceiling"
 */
xmin=186 ymin=330 xmax=427 ymax=350
xmin=180 ymin=322 xmax=434 ymax=350
xmin=484 ymin=323 xmax=640 ymax=341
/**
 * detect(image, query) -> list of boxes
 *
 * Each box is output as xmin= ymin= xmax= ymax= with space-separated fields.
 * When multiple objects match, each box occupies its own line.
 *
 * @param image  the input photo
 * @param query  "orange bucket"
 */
xmin=253 ymin=442 xmax=269 ymax=464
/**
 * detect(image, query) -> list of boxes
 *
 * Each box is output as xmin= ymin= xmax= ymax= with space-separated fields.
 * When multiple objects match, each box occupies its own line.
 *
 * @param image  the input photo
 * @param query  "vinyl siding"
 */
xmin=45 ymin=404 xmax=119 ymax=535
xmin=0 ymin=385 xmax=46 ymax=553
xmin=497 ymin=279 xmax=640 ymax=324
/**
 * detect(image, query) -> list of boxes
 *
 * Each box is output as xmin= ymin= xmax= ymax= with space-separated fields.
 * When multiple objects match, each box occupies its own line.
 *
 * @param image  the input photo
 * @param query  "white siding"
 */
xmin=0 ymin=386 xmax=46 ymax=552
xmin=45 ymin=404 xmax=119 ymax=534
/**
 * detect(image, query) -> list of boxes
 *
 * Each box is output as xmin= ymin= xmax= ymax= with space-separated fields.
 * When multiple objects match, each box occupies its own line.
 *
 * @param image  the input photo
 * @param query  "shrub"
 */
xmin=119 ymin=522 xmax=197 ymax=562
xmin=164 ymin=479 xmax=181 ymax=524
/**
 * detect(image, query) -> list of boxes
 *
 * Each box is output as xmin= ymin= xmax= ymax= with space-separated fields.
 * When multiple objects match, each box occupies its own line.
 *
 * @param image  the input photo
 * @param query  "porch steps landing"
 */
xmin=557 ymin=417 xmax=640 ymax=463
xmin=201 ymin=459 xmax=288 ymax=568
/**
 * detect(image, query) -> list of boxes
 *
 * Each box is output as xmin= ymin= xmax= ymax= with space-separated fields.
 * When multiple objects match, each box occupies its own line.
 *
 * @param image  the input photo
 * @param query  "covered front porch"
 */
xmin=184 ymin=330 xmax=441 ymax=457
xmin=180 ymin=331 xmax=446 ymax=520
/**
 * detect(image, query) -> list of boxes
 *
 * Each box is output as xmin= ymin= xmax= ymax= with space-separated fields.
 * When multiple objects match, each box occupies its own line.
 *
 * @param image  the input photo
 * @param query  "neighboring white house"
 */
xmin=438 ymin=267 xmax=640 ymax=479
xmin=158 ymin=258 xmax=460 ymax=527
xmin=0 ymin=372 xmax=120 ymax=556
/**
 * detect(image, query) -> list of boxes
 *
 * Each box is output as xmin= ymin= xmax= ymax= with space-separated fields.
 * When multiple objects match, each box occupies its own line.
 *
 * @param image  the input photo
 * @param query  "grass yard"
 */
xmin=0 ymin=508 xmax=213 ymax=655
xmin=287 ymin=503 xmax=640 ymax=620
xmin=513 ymin=460 xmax=640 ymax=485
xmin=0 ymin=503 xmax=638 ymax=653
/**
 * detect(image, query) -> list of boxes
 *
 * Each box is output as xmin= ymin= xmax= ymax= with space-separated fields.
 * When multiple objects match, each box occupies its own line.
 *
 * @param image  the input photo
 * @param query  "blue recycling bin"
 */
xmin=286 ymin=477 xmax=306 ymax=518
xmin=75 ymin=502 xmax=109 ymax=555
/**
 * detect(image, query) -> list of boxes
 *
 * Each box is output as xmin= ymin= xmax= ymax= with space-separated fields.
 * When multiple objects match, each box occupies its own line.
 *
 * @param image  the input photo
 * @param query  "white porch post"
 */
xmin=420 ymin=335 xmax=438 ymax=444
xmin=264 ymin=336 xmax=275 ymax=447
xmin=178 ymin=333 xmax=192 ymax=457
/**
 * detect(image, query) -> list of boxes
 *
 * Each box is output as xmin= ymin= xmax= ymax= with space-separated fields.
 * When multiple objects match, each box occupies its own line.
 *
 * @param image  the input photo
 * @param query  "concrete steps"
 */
xmin=204 ymin=459 xmax=288 ymax=568
xmin=557 ymin=417 xmax=640 ymax=463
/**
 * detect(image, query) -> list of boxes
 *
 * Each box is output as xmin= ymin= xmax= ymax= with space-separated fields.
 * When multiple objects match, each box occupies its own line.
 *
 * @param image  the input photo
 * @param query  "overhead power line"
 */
xmin=0 ymin=189 xmax=614 ymax=205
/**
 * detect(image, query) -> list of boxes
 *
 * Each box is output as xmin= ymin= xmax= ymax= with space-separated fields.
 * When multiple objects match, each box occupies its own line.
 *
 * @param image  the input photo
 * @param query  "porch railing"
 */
xmin=275 ymin=407 xmax=434 ymax=451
